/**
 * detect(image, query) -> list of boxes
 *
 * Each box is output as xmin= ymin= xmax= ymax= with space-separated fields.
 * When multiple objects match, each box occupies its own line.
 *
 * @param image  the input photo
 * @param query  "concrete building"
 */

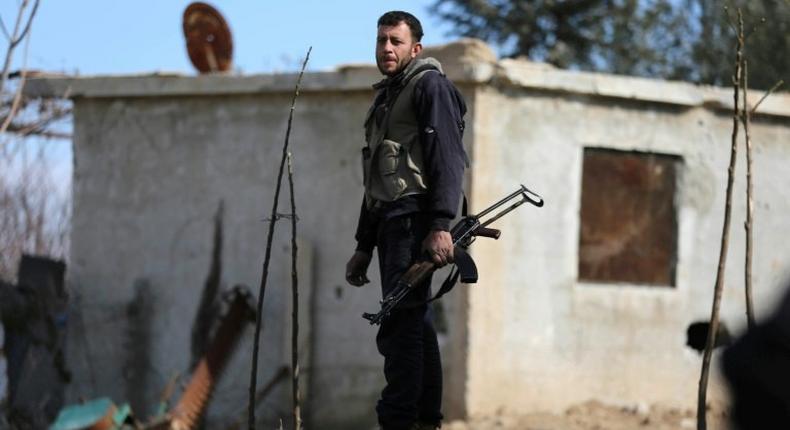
xmin=25 ymin=39 xmax=790 ymax=428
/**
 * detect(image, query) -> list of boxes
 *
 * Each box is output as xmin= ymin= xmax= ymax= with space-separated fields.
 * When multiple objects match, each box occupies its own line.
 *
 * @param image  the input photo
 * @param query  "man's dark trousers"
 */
xmin=375 ymin=213 xmax=443 ymax=430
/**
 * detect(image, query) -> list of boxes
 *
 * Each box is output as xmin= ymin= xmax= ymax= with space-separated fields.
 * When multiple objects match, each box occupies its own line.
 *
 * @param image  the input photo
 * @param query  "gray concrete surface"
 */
xmin=24 ymin=38 xmax=790 ymax=428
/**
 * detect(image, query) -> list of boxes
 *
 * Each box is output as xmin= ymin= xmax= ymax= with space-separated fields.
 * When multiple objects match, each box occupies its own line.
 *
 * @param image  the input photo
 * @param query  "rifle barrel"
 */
xmin=479 ymin=197 xmax=527 ymax=228
xmin=477 ymin=185 xmax=544 ymax=228
xmin=474 ymin=186 xmax=526 ymax=219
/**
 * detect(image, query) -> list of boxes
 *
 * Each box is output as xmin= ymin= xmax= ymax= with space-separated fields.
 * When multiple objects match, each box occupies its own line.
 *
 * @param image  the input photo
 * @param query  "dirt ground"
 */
xmin=443 ymin=401 xmax=731 ymax=430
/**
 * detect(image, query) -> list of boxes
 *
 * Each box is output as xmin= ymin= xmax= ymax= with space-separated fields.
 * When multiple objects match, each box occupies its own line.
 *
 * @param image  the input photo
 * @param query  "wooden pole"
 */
xmin=287 ymin=153 xmax=302 ymax=430
xmin=248 ymin=47 xmax=311 ymax=430
xmin=697 ymin=9 xmax=743 ymax=430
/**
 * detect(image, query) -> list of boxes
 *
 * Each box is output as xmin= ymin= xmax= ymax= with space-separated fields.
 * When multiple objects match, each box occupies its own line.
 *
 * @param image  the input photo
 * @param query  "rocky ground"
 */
xmin=442 ymin=401 xmax=731 ymax=430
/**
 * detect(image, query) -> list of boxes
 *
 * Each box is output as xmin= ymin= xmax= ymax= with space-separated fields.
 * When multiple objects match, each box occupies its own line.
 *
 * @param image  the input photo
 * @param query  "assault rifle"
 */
xmin=362 ymin=185 xmax=544 ymax=325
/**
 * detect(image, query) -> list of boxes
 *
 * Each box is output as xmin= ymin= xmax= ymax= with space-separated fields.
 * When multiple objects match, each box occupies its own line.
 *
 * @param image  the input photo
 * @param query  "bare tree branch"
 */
xmin=723 ymin=6 xmax=738 ymax=37
xmin=0 ymin=0 xmax=38 ymax=97
xmin=0 ymin=16 xmax=11 ymax=41
xmin=744 ymin=16 xmax=767 ymax=41
xmin=0 ymin=25 xmax=31 ymax=134
xmin=10 ymin=0 xmax=40 ymax=50
xmin=226 ymin=366 xmax=289 ymax=430
xmin=4 ymin=125 xmax=70 ymax=140
xmin=287 ymin=152 xmax=302 ymax=430
xmin=0 ymin=0 xmax=71 ymax=279
xmin=0 ymin=0 xmax=29 ymax=96
xmin=742 ymin=60 xmax=756 ymax=330
xmin=248 ymin=47 xmax=311 ymax=430
xmin=697 ymin=8 xmax=744 ymax=430
xmin=751 ymin=80 xmax=784 ymax=115
xmin=1 ymin=104 xmax=72 ymax=138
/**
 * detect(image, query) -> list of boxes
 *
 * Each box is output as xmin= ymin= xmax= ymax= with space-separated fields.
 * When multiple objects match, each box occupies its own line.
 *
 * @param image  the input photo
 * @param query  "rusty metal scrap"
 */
xmin=168 ymin=286 xmax=255 ymax=430
xmin=48 ymin=278 xmax=255 ymax=429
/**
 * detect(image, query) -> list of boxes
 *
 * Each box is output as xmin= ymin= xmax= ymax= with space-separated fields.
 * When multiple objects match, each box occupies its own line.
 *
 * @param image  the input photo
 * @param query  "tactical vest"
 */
xmin=363 ymin=59 xmax=442 ymax=207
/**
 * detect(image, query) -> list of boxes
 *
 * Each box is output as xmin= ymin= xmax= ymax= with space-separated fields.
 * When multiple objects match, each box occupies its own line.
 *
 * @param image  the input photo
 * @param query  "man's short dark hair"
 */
xmin=378 ymin=11 xmax=424 ymax=42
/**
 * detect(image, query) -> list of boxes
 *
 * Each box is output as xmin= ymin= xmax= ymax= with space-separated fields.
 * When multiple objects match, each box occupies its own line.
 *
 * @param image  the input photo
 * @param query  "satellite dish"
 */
xmin=183 ymin=2 xmax=233 ymax=73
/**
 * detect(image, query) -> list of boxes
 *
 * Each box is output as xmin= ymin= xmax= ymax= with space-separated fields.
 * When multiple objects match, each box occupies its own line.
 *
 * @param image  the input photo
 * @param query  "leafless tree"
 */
xmin=696 ymin=7 xmax=783 ymax=430
xmin=0 ymin=0 xmax=72 ymax=280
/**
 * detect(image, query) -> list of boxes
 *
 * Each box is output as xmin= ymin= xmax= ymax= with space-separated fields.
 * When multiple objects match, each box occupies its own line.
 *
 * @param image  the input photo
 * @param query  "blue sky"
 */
xmin=2 ymin=0 xmax=459 ymax=75
xmin=0 ymin=1 xmax=466 ymax=202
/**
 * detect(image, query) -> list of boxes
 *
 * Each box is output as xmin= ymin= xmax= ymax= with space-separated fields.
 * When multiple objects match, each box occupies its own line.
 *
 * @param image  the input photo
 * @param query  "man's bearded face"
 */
xmin=376 ymin=22 xmax=422 ymax=77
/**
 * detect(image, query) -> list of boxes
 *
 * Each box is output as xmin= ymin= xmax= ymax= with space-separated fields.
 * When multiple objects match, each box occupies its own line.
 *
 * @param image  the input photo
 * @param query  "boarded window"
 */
xmin=578 ymin=148 xmax=679 ymax=286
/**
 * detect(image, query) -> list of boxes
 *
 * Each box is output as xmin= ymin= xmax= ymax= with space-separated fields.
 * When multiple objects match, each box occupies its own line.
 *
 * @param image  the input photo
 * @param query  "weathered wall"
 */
xmin=464 ymin=67 xmax=790 ymax=417
xmin=24 ymin=38 xmax=790 ymax=428
xmin=66 ymin=90 xmax=381 ymax=428
xmin=58 ymin=71 xmax=477 ymax=428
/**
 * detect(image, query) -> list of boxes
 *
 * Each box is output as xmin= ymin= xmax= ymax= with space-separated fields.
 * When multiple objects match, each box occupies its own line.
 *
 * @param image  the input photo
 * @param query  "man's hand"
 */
xmin=346 ymin=251 xmax=372 ymax=287
xmin=423 ymin=230 xmax=454 ymax=267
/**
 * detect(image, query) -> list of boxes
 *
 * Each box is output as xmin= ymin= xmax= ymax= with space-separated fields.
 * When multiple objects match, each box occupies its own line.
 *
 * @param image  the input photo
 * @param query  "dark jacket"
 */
xmin=355 ymin=58 xmax=468 ymax=253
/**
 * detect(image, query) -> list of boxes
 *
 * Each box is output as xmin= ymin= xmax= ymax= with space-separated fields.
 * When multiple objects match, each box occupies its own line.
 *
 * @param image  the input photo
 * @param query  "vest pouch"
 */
xmin=361 ymin=146 xmax=371 ymax=186
xmin=377 ymin=139 xmax=408 ymax=198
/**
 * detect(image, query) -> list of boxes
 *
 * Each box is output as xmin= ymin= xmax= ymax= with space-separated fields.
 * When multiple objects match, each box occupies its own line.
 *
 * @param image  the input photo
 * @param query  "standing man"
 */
xmin=345 ymin=11 xmax=468 ymax=430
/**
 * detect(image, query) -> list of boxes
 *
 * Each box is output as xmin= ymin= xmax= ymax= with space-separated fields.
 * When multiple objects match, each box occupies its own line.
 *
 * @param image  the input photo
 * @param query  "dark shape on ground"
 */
xmin=723 ymin=285 xmax=790 ymax=428
xmin=191 ymin=201 xmax=224 ymax=371
xmin=686 ymin=320 xmax=731 ymax=353
xmin=1 ymin=255 xmax=69 ymax=429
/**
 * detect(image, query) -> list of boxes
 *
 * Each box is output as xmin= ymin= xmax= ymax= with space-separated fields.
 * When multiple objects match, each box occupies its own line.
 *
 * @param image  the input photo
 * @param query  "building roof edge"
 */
xmin=22 ymin=38 xmax=790 ymax=118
